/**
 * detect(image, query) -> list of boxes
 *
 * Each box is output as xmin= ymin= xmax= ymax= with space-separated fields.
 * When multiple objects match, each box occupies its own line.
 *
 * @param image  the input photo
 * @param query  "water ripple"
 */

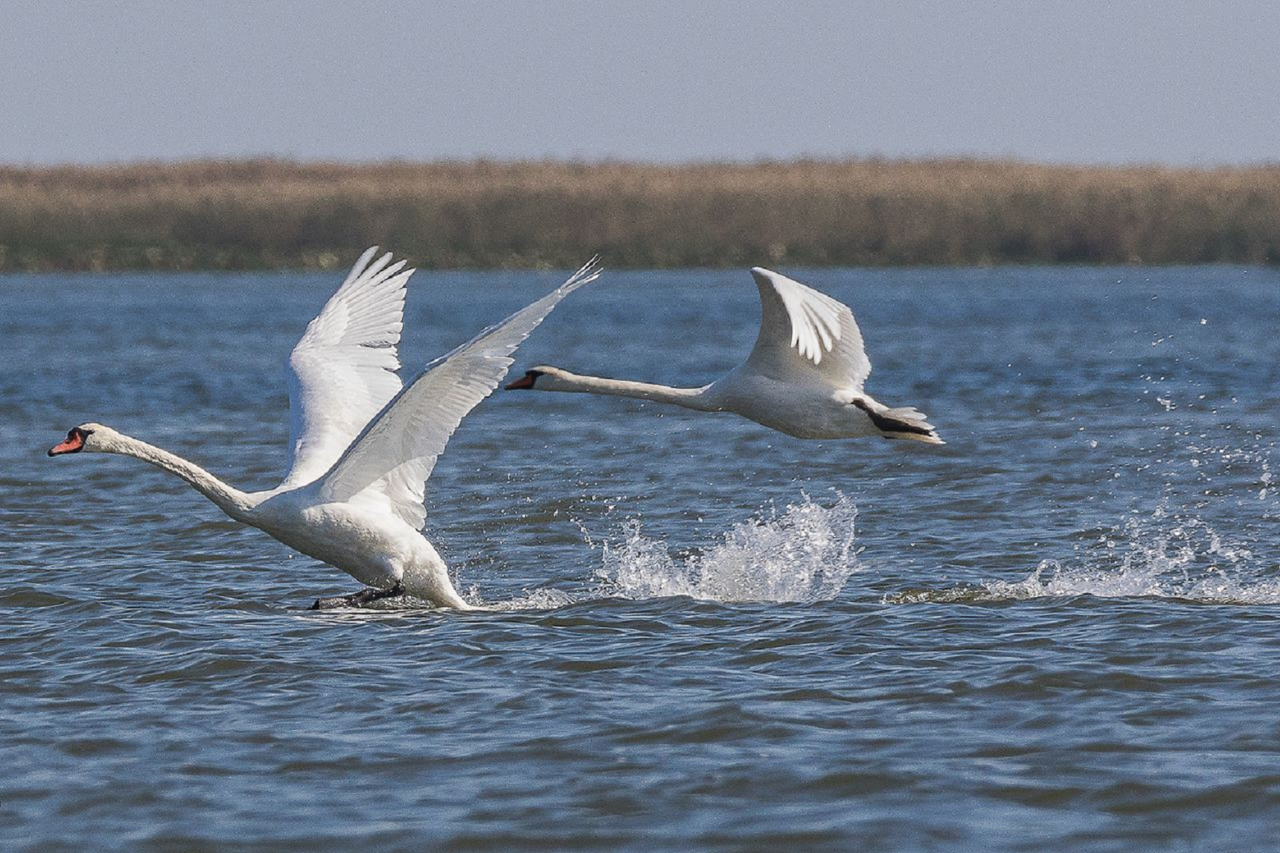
xmin=4 ymin=268 xmax=1280 ymax=850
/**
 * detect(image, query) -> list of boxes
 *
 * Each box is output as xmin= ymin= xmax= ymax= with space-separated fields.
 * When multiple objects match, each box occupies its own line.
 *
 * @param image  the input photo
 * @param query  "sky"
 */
xmin=1 ymin=0 xmax=1277 ymax=166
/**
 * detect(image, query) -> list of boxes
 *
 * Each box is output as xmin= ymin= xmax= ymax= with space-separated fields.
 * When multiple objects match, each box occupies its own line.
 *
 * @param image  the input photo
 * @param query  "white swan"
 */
xmin=506 ymin=267 xmax=941 ymax=444
xmin=49 ymin=249 xmax=602 ymax=609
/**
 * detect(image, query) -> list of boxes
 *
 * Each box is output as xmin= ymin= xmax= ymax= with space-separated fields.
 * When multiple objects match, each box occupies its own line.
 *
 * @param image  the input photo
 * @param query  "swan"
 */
xmin=506 ymin=267 xmax=942 ymax=444
xmin=49 ymin=248 xmax=601 ymax=609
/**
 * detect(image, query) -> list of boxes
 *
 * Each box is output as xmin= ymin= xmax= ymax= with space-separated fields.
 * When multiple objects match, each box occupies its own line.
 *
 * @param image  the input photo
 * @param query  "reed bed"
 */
xmin=1 ymin=158 xmax=1277 ymax=271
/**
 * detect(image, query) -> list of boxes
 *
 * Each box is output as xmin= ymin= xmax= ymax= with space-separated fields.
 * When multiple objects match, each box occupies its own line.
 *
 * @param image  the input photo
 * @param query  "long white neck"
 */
xmin=103 ymin=432 xmax=257 ymax=520
xmin=540 ymin=370 xmax=718 ymax=411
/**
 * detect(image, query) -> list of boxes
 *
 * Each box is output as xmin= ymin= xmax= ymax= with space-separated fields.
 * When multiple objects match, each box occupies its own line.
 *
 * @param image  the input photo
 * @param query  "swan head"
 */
xmin=505 ymin=367 xmax=549 ymax=390
xmin=505 ymin=366 xmax=583 ymax=391
xmin=48 ymin=423 xmax=117 ymax=457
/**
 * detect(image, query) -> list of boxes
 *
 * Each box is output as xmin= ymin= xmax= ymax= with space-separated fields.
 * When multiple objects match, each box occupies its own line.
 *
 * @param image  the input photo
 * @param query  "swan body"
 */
xmin=507 ymin=267 xmax=942 ymax=444
xmin=50 ymin=250 xmax=601 ymax=609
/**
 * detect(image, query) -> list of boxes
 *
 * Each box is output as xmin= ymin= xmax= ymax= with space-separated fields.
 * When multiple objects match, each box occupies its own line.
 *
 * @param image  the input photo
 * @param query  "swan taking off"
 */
xmin=506 ymin=267 xmax=941 ymax=444
xmin=49 ymin=249 xmax=601 ymax=609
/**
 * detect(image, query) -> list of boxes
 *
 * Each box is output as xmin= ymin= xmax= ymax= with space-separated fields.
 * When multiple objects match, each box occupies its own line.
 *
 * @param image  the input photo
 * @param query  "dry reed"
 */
xmin=1 ymin=158 xmax=1277 ymax=271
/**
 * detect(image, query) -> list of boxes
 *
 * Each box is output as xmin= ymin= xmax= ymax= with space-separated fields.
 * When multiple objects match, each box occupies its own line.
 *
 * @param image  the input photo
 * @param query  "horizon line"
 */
xmin=4 ymin=153 xmax=1280 ymax=173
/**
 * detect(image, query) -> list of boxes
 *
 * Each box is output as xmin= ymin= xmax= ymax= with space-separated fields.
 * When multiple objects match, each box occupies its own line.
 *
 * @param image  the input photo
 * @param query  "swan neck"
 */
xmin=549 ymin=372 xmax=716 ymax=410
xmin=107 ymin=433 xmax=256 ymax=518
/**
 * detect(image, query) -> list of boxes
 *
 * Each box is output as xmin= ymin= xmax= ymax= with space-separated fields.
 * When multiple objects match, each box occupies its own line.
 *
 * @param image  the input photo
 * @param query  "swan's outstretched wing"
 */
xmin=744 ymin=267 xmax=871 ymax=389
xmin=319 ymin=258 xmax=602 ymax=520
xmin=278 ymin=247 xmax=413 ymax=490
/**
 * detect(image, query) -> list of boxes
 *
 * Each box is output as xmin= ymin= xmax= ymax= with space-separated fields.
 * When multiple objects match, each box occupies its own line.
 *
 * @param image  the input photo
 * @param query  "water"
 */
xmin=1 ymin=265 xmax=1278 ymax=850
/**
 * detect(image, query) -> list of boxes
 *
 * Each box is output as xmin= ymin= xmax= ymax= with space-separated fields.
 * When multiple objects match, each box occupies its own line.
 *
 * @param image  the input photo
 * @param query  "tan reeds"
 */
xmin=0 ymin=158 xmax=1277 ymax=270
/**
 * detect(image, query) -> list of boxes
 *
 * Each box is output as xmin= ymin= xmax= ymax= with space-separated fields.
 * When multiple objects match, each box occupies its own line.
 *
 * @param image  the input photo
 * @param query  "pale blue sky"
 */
xmin=2 ymin=0 xmax=1277 ymax=165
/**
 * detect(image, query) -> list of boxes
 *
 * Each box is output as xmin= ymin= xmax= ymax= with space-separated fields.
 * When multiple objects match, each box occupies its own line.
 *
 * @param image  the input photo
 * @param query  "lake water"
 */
xmin=2 ymin=265 xmax=1278 ymax=850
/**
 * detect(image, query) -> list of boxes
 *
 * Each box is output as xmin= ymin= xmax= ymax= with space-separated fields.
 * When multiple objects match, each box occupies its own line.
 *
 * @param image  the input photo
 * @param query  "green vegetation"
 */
xmin=1 ymin=158 xmax=1277 ymax=271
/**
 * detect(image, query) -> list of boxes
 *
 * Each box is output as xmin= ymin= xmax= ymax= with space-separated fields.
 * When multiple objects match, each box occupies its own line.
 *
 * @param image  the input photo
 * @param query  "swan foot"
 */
xmin=310 ymin=580 xmax=406 ymax=610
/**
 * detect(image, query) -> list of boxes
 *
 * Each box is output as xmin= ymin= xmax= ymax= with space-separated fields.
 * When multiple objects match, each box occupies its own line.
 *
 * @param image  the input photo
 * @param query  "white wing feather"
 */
xmin=318 ymin=257 xmax=603 ymax=518
xmin=745 ymin=267 xmax=871 ymax=389
xmin=279 ymin=247 xmax=413 ymax=490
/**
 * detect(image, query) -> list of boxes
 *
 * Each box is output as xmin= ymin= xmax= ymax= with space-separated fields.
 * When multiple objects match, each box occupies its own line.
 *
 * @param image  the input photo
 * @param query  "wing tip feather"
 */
xmin=561 ymin=255 xmax=604 ymax=291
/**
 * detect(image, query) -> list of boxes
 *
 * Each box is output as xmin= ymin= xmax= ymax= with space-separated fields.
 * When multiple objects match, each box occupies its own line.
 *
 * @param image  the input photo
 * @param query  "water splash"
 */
xmin=893 ymin=502 xmax=1279 ymax=606
xmin=592 ymin=493 xmax=860 ymax=604
xmin=891 ymin=420 xmax=1278 ymax=607
xmin=981 ymin=561 xmax=1280 ymax=605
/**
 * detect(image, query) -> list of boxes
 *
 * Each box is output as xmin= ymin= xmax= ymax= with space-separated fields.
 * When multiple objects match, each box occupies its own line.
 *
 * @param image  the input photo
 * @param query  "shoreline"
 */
xmin=2 ymin=157 xmax=1277 ymax=271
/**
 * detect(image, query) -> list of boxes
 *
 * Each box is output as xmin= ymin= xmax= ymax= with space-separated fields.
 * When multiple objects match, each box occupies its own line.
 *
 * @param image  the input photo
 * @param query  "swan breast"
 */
xmin=248 ymin=493 xmax=423 ymax=587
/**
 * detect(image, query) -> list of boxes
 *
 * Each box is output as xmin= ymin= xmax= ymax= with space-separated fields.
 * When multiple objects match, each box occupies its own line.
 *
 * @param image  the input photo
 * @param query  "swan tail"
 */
xmin=852 ymin=399 xmax=945 ymax=445
xmin=878 ymin=406 xmax=944 ymax=445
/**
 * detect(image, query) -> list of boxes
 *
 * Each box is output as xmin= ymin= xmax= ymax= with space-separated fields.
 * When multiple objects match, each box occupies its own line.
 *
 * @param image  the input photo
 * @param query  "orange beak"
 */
xmin=505 ymin=374 xmax=536 ymax=390
xmin=48 ymin=430 xmax=86 ymax=457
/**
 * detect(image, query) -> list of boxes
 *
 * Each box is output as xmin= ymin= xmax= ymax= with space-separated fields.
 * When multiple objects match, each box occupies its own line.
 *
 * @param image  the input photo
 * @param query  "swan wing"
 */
xmin=278 ymin=247 xmax=413 ymax=490
xmin=744 ymin=267 xmax=871 ymax=389
xmin=319 ymin=257 xmax=602 ymax=520
xmin=364 ymin=460 xmax=431 ymax=529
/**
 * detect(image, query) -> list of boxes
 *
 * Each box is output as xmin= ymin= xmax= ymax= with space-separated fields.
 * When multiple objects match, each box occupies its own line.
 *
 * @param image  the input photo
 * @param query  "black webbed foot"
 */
xmin=309 ymin=580 xmax=406 ymax=610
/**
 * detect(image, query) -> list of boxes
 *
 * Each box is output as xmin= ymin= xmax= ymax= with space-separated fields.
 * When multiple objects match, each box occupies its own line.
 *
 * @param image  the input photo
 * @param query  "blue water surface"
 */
xmin=1 ymin=265 xmax=1278 ymax=851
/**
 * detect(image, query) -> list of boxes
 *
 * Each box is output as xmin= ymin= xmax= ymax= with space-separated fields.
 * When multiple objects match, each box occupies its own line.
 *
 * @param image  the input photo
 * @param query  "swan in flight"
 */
xmin=49 ymin=249 xmax=601 ymax=609
xmin=507 ymin=267 xmax=941 ymax=444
